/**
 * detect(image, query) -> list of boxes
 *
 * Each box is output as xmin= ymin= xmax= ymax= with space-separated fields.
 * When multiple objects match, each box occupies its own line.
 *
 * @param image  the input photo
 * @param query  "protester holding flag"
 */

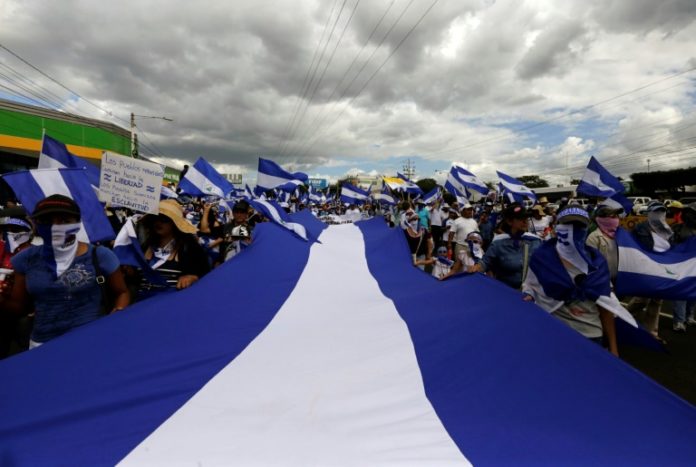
xmin=521 ymin=206 xmax=620 ymax=356
xmin=2 ymin=195 xmax=129 ymax=348
xmin=199 ymin=203 xmax=225 ymax=265
xmin=468 ymin=204 xmax=541 ymax=290
xmin=137 ymin=200 xmax=209 ymax=300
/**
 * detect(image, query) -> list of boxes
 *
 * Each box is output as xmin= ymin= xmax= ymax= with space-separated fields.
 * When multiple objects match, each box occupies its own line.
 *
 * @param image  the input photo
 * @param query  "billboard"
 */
xmin=224 ymin=173 xmax=243 ymax=184
xmin=309 ymin=178 xmax=328 ymax=189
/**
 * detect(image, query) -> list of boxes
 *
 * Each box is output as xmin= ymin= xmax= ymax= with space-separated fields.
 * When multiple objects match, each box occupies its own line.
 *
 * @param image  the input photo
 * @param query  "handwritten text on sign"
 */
xmin=99 ymin=152 xmax=164 ymax=214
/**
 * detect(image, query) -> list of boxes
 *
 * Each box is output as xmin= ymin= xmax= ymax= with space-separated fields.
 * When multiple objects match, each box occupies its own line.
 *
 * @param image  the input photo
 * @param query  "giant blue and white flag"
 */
xmin=340 ymin=183 xmax=370 ymax=204
xmin=615 ymin=228 xmax=696 ymax=300
xmin=39 ymin=134 xmax=101 ymax=188
xmin=256 ymin=158 xmax=308 ymax=193
xmin=2 ymin=168 xmax=114 ymax=243
xmin=248 ymin=198 xmax=308 ymax=241
xmin=497 ymin=171 xmax=537 ymax=202
xmin=178 ymin=157 xmax=234 ymax=198
xmin=577 ymin=156 xmax=626 ymax=198
xmin=1 ymin=217 xmax=695 ymax=465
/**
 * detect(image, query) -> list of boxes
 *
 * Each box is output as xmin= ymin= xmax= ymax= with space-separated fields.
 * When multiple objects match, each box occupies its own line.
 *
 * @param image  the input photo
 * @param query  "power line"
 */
xmin=288 ymin=0 xmax=418 ymax=158
xmin=288 ymin=0 xmax=397 ymax=155
xmin=0 ymin=43 xmax=127 ymax=124
xmin=281 ymin=0 xmax=362 ymax=156
xmin=426 ymin=64 xmax=696 ymax=159
xmin=291 ymin=0 xmax=440 ymax=158
xmin=278 ymin=0 xmax=341 ymax=155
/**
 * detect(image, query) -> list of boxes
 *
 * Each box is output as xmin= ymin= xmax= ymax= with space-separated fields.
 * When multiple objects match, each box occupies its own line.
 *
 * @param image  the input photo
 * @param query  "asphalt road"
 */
xmin=620 ymin=311 xmax=696 ymax=406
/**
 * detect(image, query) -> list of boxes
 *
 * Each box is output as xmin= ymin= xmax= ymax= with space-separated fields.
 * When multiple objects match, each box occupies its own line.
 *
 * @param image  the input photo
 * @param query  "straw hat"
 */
xmin=157 ymin=199 xmax=197 ymax=234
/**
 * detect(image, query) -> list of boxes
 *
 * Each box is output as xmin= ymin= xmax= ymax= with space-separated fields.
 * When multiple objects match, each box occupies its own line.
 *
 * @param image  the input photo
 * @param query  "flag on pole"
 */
xmin=256 ymin=158 xmax=308 ymax=193
xmin=39 ymin=134 xmax=101 ymax=189
xmin=577 ymin=156 xmax=626 ymax=198
xmin=422 ymin=187 xmax=441 ymax=205
xmin=248 ymin=199 xmax=308 ymax=241
xmin=448 ymin=165 xmax=488 ymax=195
xmin=2 ymin=168 xmax=115 ymax=243
xmin=372 ymin=183 xmax=396 ymax=205
xmin=178 ymin=157 xmax=234 ymax=198
xmin=340 ymin=183 xmax=370 ymax=204
xmin=396 ymin=173 xmax=424 ymax=195
xmin=497 ymin=171 xmax=537 ymax=201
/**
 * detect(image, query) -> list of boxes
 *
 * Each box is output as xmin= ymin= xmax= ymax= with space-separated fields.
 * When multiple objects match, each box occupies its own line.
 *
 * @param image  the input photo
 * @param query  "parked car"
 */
xmin=627 ymin=196 xmax=652 ymax=215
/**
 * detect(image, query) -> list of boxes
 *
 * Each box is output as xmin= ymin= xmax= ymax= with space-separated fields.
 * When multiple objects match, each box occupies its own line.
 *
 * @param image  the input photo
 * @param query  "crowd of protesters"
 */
xmin=387 ymin=194 xmax=696 ymax=356
xmin=0 ymin=186 xmax=694 ymax=361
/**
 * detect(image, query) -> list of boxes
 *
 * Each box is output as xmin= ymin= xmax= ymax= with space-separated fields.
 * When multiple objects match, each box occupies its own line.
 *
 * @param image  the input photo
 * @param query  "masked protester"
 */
xmin=626 ymin=201 xmax=673 ymax=340
xmin=0 ymin=210 xmax=34 ymax=358
xmin=1 ymin=195 xmax=129 ymax=348
xmin=468 ymin=203 xmax=542 ymax=290
xmin=522 ymin=207 xmax=620 ymax=356
xmin=670 ymin=203 xmax=696 ymax=331
xmin=224 ymin=224 xmax=252 ymax=261
xmin=405 ymin=209 xmax=433 ymax=270
xmin=439 ymin=231 xmax=485 ymax=280
xmin=585 ymin=204 xmax=623 ymax=282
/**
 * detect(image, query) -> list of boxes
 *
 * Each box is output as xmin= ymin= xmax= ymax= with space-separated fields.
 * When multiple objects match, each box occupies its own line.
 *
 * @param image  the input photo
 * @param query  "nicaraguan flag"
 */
xmin=604 ymin=192 xmax=634 ymax=214
xmin=615 ymin=228 xmax=696 ymax=300
xmin=372 ymin=183 xmax=396 ymax=205
xmin=178 ymin=157 xmax=234 ymax=198
xmin=422 ymin=187 xmax=441 ymax=205
xmin=308 ymin=186 xmax=324 ymax=203
xmin=2 ymin=217 xmax=695 ymax=465
xmin=160 ymin=185 xmax=178 ymax=199
xmin=2 ymin=168 xmax=115 ymax=243
xmin=114 ymin=217 xmax=166 ymax=285
xmin=396 ymin=172 xmax=423 ymax=195
xmin=248 ymin=198 xmax=308 ymax=241
xmin=497 ymin=171 xmax=537 ymax=202
xmin=577 ymin=156 xmax=626 ymax=198
xmin=340 ymin=183 xmax=370 ymax=204
xmin=243 ymin=184 xmax=257 ymax=200
xmin=39 ymin=134 xmax=101 ymax=189
xmin=256 ymin=158 xmax=308 ymax=192
xmin=449 ymin=165 xmax=488 ymax=195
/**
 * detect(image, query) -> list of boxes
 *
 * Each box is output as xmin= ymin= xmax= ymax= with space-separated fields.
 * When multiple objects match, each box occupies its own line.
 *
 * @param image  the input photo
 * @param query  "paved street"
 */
xmin=621 ymin=312 xmax=696 ymax=406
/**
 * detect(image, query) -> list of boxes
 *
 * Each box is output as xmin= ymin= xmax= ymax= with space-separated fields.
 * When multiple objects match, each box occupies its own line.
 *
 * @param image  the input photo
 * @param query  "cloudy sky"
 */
xmin=2 ymin=0 xmax=696 ymax=186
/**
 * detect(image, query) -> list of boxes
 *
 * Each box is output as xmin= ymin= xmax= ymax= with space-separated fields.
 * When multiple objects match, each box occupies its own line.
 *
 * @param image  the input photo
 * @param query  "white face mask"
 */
xmin=6 ymin=231 xmax=32 ymax=253
xmin=38 ymin=223 xmax=82 ymax=277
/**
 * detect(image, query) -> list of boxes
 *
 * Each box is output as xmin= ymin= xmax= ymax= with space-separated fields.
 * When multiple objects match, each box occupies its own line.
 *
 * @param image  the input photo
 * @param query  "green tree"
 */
xmin=416 ymin=178 xmax=438 ymax=193
xmin=517 ymin=175 xmax=549 ymax=188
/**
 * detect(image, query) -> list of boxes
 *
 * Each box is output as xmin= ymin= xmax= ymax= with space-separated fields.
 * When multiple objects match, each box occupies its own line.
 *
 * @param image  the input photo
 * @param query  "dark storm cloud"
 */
xmin=1 ymin=0 xmax=695 ymax=179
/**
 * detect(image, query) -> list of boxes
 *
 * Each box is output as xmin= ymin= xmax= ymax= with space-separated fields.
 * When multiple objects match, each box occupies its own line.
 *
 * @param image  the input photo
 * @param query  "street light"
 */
xmin=130 ymin=112 xmax=173 ymax=158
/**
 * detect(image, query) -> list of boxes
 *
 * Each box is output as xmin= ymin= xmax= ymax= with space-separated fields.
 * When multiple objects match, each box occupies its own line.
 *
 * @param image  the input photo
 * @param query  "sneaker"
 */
xmin=673 ymin=322 xmax=687 ymax=332
xmin=687 ymin=317 xmax=696 ymax=326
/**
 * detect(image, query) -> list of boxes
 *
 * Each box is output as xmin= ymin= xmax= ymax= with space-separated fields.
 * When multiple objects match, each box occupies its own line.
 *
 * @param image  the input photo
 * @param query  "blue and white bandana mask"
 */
xmin=554 ymin=223 xmax=591 ymax=274
xmin=2 ymin=218 xmax=32 ymax=254
xmin=37 ymin=222 xmax=81 ymax=277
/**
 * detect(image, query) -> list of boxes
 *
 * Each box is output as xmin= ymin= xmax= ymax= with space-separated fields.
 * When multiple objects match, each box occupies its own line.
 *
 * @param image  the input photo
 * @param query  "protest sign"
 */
xmin=99 ymin=152 xmax=163 ymax=214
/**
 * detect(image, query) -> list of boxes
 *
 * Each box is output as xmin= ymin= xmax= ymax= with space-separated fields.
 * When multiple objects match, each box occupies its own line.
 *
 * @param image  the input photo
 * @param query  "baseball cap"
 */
xmin=646 ymin=201 xmax=666 ymax=213
xmin=556 ymin=206 xmax=590 ymax=226
xmin=502 ymin=203 xmax=529 ymax=220
xmin=31 ymin=194 xmax=80 ymax=221
xmin=461 ymin=202 xmax=473 ymax=210
xmin=594 ymin=204 xmax=623 ymax=217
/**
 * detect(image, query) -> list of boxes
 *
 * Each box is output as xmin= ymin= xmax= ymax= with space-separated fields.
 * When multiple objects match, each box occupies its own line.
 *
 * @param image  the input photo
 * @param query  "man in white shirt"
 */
xmin=448 ymin=203 xmax=478 ymax=258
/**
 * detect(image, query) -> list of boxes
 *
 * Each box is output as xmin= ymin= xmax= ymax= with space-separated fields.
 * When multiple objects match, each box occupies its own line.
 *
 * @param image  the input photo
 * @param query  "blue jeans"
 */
xmin=673 ymin=301 xmax=696 ymax=324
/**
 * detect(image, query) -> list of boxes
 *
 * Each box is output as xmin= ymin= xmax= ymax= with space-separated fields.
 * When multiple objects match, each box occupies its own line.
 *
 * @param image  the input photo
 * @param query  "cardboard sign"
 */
xmin=99 ymin=152 xmax=163 ymax=214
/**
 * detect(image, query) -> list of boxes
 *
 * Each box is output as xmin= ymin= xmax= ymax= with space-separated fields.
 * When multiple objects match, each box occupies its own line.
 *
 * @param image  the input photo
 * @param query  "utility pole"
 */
xmin=130 ymin=112 xmax=136 ymax=158
xmin=130 ymin=112 xmax=174 ymax=159
xmin=402 ymin=158 xmax=416 ymax=180
xmin=647 ymin=158 xmax=651 ymax=173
